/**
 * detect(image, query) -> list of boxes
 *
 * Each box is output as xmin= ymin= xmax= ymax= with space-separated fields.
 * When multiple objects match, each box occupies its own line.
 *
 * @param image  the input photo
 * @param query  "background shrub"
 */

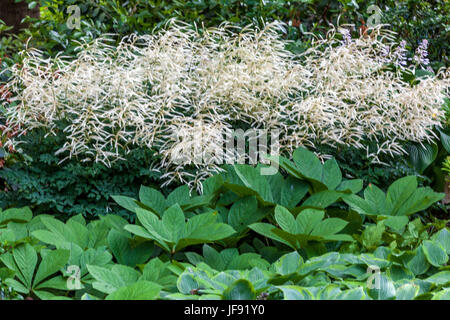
xmin=0 ymin=127 xmax=164 ymax=220
xmin=1 ymin=0 xmax=448 ymax=67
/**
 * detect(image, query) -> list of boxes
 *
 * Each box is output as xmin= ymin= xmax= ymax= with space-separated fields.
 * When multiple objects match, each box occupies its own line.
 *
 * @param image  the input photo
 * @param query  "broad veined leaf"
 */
xmin=395 ymin=187 xmax=445 ymax=216
xmin=299 ymin=190 xmax=342 ymax=210
xmin=336 ymin=179 xmax=363 ymax=194
xmin=233 ymin=165 xmax=274 ymax=204
xmin=396 ymin=283 xmax=420 ymax=300
xmin=386 ymin=176 xmax=417 ymax=214
xmin=384 ymin=216 xmax=409 ymax=234
xmin=139 ymin=186 xmax=166 ymax=215
xmin=344 ymin=176 xmax=444 ymax=216
xmin=127 ymin=206 xmax=235 ymax=253
xmin=292 ymin=147 xmax=323 ymax=182
xmin=279 ymin=176 xmax=309 ymax=208
xmin=432 ymin=228 xmax=450 ymax=254
xmin=364 ymin=184 xmax=388 ymax=215
xmin=335 ymin=287 xmax=366 ymax=300
xmin=179 ymin=213 xmax=236 ymax=251
xmin=321 ymin=158 xmax=342 ymax=190
xmin=106 ymin=281 xmax=161 ymax=300
xmin=182 ymin=193 xmax=216 ymax=211
xmin=421 ymin=240 xmax=448 ymax=267
xmin=408 ymin=142 xmax=438 ymax=174
xmin=107 ymin=229 xmax=154 ymax=267
xmin=222 ymin=279 xmax=257 ymax=300
xmin=248 ymin=222 xmax=295 ymax=249
xmin=274 ymin=205 xmax=297 ymax=234
xmin=250 ymin=206 xmax=352 ymax=249
xmin=277 ymin=285 xmax=314 ymax=300
xmin=438 ymin=127 xmax=450 ymax=153
xmin=0 ymin=207 xmax=33 ymax=225
xmin=77 ymin=248 xmax=112 ymax=277
xmin=141 ymin=258 xmax=176 ymax=287
xmin=432 ymin=288 xmax=450 ymax=300
xmin=13 ymin=244 xmax=37 ymax=290
xmin=228 ymin=196 xmax=266 ymax=234
xmin=273 ymin=251 xmax=303 ymax=276
xmin=87 ymin=264 xmax=141 ymax=295
xmin=367 ymin=275 xmax=396 ymax=300
xmin=404 ymin=248 xmax=430 ymax=276
xmin=202 ymin=174 xmax=224 ymax=195
xmin=161 ymin=204 xmax=186 ymax=242
xmin=425 ymin=271 xmax=450 ymax=286
xmin=166 ymin=185 xmax=191 ymax=207
xmin=34 ymin=217 xmax=90 ymax=250
xmin=111 ymin=195 xmax=140 ymax=213
xmin=33 ymin=249 xmax=70 ymax=289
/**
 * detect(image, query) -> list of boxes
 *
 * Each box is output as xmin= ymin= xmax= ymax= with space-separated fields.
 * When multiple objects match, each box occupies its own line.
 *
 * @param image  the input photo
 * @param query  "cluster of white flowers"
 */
xmin=4 ymin=21 xmax=449 ymax=189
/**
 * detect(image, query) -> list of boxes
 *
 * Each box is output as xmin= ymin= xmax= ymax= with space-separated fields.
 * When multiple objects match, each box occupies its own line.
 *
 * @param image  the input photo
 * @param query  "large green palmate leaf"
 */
xmin=267 ymin=173 xmax=309 ymax=208
xmin=267 ymin=148 xmax=363 ymax=195
xmin=0 ymin=207 xmax=33 ymax=225
xmin=141 ymin=258 xmax=177 ymax=288
xmin=292 ymin=147 xmax=324 ymax=183
xmin=267 ymin=153 xmax=327 ymax=193
xmin=249 ymin=206 xmax=353 ymax=249
xmin=31 ymin=215 xmax=103 ymax=250
xmin=139 ymin=186 xmax=166 ymax=215
xmin=125 ymin=204 xmax=235 ymax=253
xmin=107 ymin=229 xmax=154 ymax=267
xmin=227 ymin=196 xmax=266 ymax=234
xmin=294 ymin=190 xmax=342 ymax=213
xmin=87 ymin=264 xmax=141 ymax=295
xmin=432 ymin=289 xmax=450 ymax=300
xmin=280 ymin=177 xmax=309 ymax=208
xmin=0 ymin=244 xmax=70 ymax=298
xmin=113 ymin=184 xmax=212 ymax=217
xmin=185 ymin=244 xmax=266 ymax=271
xmin=344 ymin=176 xmax=444 ymax=216
xmin=222 ymin=165 xmax=274 ymax=205
xmin=33 ymin=249 xmax=71 ymax=288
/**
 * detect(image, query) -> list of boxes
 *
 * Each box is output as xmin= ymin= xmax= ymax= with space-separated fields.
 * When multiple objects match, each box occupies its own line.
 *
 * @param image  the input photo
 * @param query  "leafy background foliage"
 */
xmin=0 ymin=128 xmax=163 ymax=220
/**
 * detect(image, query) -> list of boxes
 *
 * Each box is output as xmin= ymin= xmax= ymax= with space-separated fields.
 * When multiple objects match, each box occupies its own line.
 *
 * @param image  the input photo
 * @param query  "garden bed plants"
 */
xmin=0 ymin=147 xmax=449 ymax=300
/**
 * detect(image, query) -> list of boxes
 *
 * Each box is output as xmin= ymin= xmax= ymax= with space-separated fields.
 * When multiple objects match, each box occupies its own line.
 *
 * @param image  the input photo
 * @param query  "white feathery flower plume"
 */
xmin=4 ymin=22 xmax=449 ymax=190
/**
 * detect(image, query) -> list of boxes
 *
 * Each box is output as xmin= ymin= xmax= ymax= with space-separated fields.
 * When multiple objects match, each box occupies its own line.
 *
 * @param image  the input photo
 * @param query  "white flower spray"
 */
xmin=4 ymin=22 xmax=449 ymax=190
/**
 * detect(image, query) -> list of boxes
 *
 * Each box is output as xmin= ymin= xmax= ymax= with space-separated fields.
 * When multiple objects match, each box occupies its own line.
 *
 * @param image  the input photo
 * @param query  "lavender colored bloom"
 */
xmin=380 ymin=44 xmax=391 ymax=63
xmin=340 ymin=29 xmax=352 ymax=45
xmin=413 ymin=39 xmax=430 ymax=67
xmin=392 ymin=40 xmax=408 ymax=67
